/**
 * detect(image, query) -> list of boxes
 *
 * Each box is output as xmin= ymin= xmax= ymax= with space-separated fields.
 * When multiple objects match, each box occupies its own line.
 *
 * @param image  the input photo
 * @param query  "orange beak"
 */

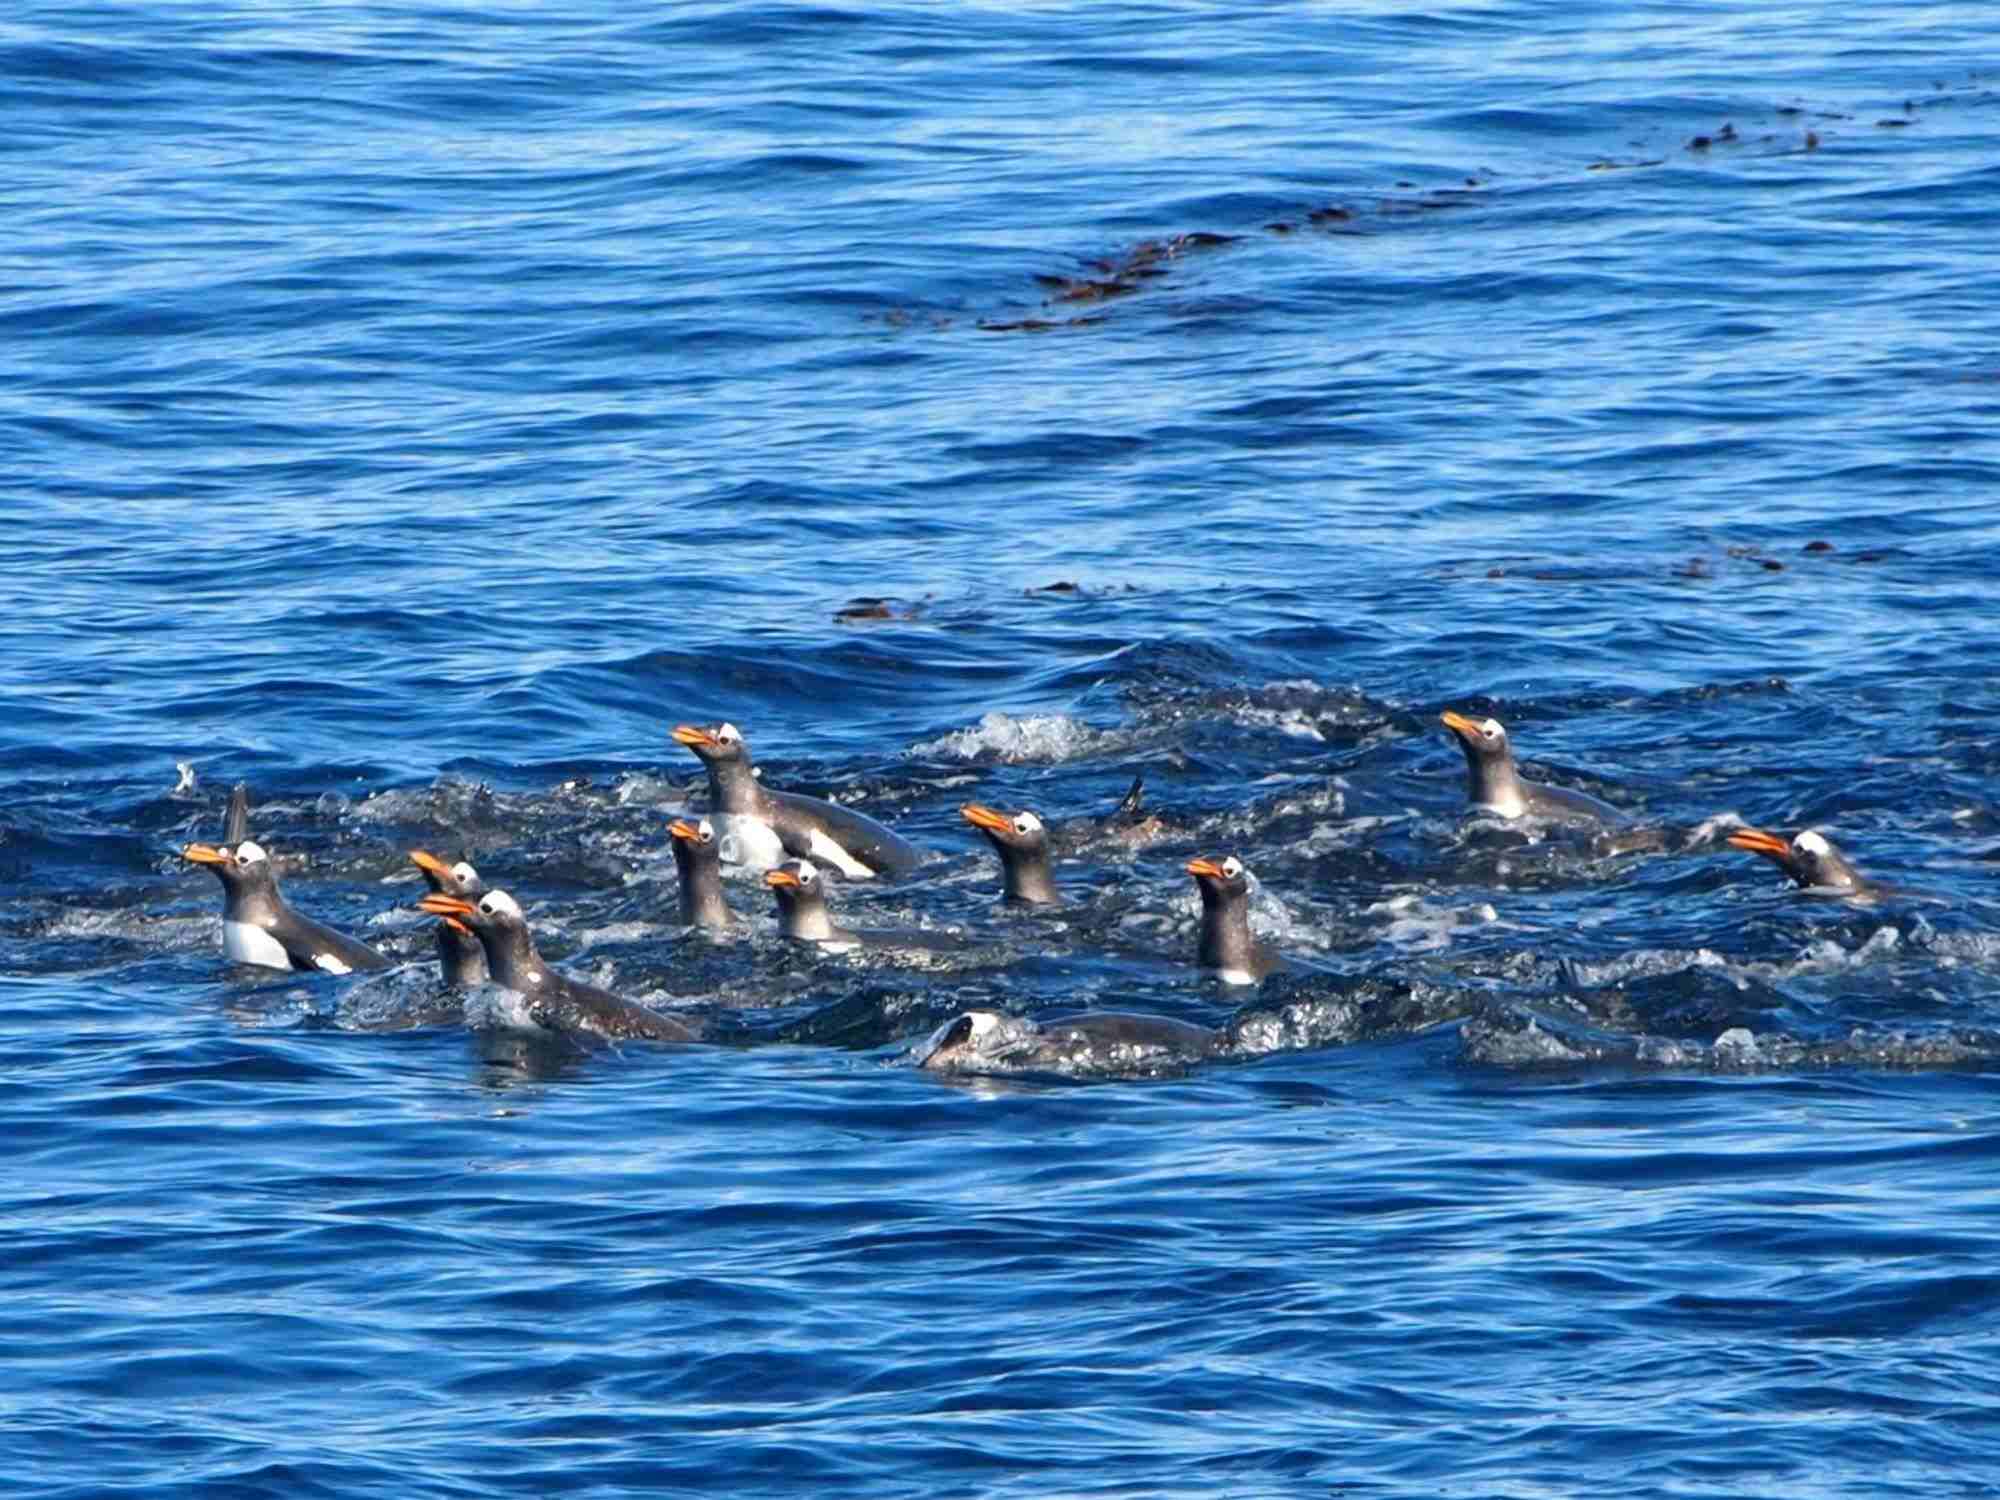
xmin=1185 ymin=857 xmax=1227 ymax=880
xmin=764 ymin=868 xmax=802 ymax=889
xmin=442 ymin=916 xmax=473 ymax=936
xmin=672 ymin=724 xmax=716 ymax=750
xmin=417 ymin=894 xmax=476 ymax=919
xmin=1726 ymin=828 xmax=1791 ymax=861
xmin=668 ymin=819 xmax=700 ymax=842
xmin=408 ymin=849 xmax=450 ymax=879
xmin=1439 ymin=710 xmax=1483 ymax=737
xmin=960 ymin=804 xmax=1013 ymax=834
xmin=182 ymin=843 xmax=231 ymax=866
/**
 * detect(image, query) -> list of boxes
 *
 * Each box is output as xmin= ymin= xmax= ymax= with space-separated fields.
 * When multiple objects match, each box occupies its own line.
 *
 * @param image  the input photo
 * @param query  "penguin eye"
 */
xmin=697 ymin=818 xmax=716 ymax=844
xmin=798 ymin=863 xmax=818 ymax=886
xmin=715 ymin=723 xmax=741 ymax=744
xmin=940 ymin=1016 xmax=972 ymax=1049
xmin=479 ymin=896 xmax=499 ymax=916
xmin=1013 ymin=815 xmax=1034 ymax=836
xmin=1481 ymin=719 xmax=1503 ymax=739
xmin=1794 ymin=831 xmax=1829 ymax=858
xmin=452 ymin=862 xmax=478 ymax=886
xmin=1221 ymin=856 xmax=1243 ymax=878
xmin=234 ymin=841 xmax=268 ymax=866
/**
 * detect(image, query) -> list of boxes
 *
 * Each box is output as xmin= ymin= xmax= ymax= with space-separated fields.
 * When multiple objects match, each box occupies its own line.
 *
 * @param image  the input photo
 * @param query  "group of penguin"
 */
xmin=178 ymin=711 xmax=1879 ymax=1075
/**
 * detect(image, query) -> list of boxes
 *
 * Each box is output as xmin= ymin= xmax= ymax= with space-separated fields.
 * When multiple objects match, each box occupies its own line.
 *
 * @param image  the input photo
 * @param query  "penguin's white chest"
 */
xmin=224 ymin=919 xmax=293 ymax=970
xmin=713 ymin=814 xmax=787 ymax=872
xmin=1214 ymin=966 xmax=1257 ymax=987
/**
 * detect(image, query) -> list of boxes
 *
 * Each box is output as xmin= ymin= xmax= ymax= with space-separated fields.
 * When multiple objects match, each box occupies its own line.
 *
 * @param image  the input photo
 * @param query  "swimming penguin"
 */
xmin=1185 ymin=855 xmax=1288 ymax=985
xmin=960 ymin=803 xmax=1063 ymax=905
xmin=1438 ymin=710 xmax=1626 ymax=825
xmin=408 ymin=849 xmax=489 ymax=985
xmin=668 ymin=817 xmax=737 ymax=930
xmin=671 ymin=721 xmax=922 ymax=878
xmin=1726 ymin=827 xmax=1879 ymax=898
xmin=416 ymin=888 xmax=698 ymax=1043
xmin=916 ymin=1009 xmax=1220 ymax=1076
xmin=182 ymin=839 xmax=390 ymax=974
xmin=763 ymin=859 xmax=963 ymax=955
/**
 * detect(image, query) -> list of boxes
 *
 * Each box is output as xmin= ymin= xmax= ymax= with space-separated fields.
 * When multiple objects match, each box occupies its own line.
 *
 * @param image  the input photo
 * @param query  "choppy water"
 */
xmin=7 ymin=2 xmax=2000 ymax=1494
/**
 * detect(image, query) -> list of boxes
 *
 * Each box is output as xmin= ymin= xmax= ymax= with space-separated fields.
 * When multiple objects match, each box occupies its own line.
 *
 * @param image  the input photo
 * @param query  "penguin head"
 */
xmin=1727 ymin=826 xmax=1859 ymax=891
xmin=417 ymin=886 xmax=527 ymax=938
xmin=763 ymin=859 xmax=823 ymax=905
xmin=1440 ymin=709 xmax=1513 ymax=766
xmin=183 ymin=839 xmax=278 ymax=894
xmin=915 ymin=1009 xmax=1039 ymax=1071
xmin=960 ymin=803 xmax=1049 ymax=854
xmin=409 ymin=848 xmax=483 ymax=897
xmin=668 ymin=816 xmax=721 ymax=859
xmin=671 ymin=721 xmax=750 ymax=769
xmin=1185 ymin=853 xmax=1251 ymax=900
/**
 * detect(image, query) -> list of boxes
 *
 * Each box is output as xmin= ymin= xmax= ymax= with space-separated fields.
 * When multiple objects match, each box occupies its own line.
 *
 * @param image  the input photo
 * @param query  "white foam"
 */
xmin=1364 ymin=893 xmax=1501 ymax=952
xmin=910 ymin=712 xmax=1113 ymax=764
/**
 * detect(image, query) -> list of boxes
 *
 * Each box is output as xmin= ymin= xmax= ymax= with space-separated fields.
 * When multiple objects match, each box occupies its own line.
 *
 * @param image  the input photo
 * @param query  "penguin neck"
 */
xmin=222 ymin=879 xmax=285 ymax=930
xmin=674 ymin=848 xmax=733 ymax=929
xmin=480 ymin=928 xmax=547 ymax=991
xmin=780 ymin=895 xmax=841 ymax=942
xmin=1466 ymin=751 xmax=1529 ymax=817
xmin=1801 ymin=854 xmax=1861 ymax=893
xmin=1197 ymin=887 xmax=1256 ymax=971
xmin=706 ymin=760 xmax=770 ymax=817
xmin=1000 ymin=848 xmax=1062 ymax=906
xmin=435 ymin=924 xmax=488 ymax=985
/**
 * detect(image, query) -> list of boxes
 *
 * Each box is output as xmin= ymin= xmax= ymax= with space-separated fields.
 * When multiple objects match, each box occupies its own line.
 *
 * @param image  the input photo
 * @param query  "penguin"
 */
xmin=668 ymin=817 xmax=737 ymax=930
xmin=1438 ymin=710 xmax=1626 ymax=826
xmin=916 ymin=1009 xmax=1220 ymax=1076
xmin=1725 ymin=827 xmax=1879 ymax=898
xmin=762 ymin=859 xmax=963 ymax=955
xmin=415 ymin=888 xmax=698 ymax=1043
xmin=182 ymin=839 xmax=390 ymax=974
xmin=408 ymin=849 xmax=489 ymax=985
xmin=671 ymin=721 xmax=922 ymax=878
xmin=959 ymin=803 xmax=1063 ymax=905
xmin=1185 ymin=855 xmax=1287 ymax=985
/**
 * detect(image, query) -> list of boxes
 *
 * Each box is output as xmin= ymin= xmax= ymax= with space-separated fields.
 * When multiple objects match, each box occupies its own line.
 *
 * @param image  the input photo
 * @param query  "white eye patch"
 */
xmin=451 ymin=862 xmax=479 ymax=887
xmin=967 ymin=1011 xmax=1002 ymax=1041
xmin=1482 ymin=718 xmax=1504 ymax=738
xmin=1013 ymin=812 xmax=1044 ymax=835
xmin=716 ymin=722 xmax=742 ymax=743
xmin=794 ymin=860 xmax=819 ymax=886
xmin=696 ymin=818 xmax=716 ymax=843
xmin=480 ymin=890 xmax=523 ymax=920
xmin=234 ymin=841 xmax=268 ymax=865
xmin=1222 ymin=856 xmax=1244 ymax=878
xmin=1794 ymin=830 xmax=1830 ymax=857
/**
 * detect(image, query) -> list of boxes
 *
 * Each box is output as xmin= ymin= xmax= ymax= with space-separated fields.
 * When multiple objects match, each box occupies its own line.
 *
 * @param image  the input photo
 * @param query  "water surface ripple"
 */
xmin=6 ymin=2 xmax=1999 ymax=1495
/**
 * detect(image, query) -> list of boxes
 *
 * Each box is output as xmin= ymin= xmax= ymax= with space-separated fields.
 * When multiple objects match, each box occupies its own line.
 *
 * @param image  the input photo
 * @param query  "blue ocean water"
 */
xmin=6 ymin=1 xmax=2000 ymax=1493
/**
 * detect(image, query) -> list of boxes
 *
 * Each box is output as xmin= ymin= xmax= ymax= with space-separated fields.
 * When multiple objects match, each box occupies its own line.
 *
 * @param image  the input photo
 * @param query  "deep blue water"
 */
xmin=7 ymin=2 xmax=2000 ymax=1494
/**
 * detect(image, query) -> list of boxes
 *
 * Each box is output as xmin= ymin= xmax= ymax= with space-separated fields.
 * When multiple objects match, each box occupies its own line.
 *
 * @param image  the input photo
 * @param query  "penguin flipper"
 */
xmin=1115 ymin=773 xmax=1145 ymax=819
xmin=223 ymin=782 xmax=252 ymax=845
